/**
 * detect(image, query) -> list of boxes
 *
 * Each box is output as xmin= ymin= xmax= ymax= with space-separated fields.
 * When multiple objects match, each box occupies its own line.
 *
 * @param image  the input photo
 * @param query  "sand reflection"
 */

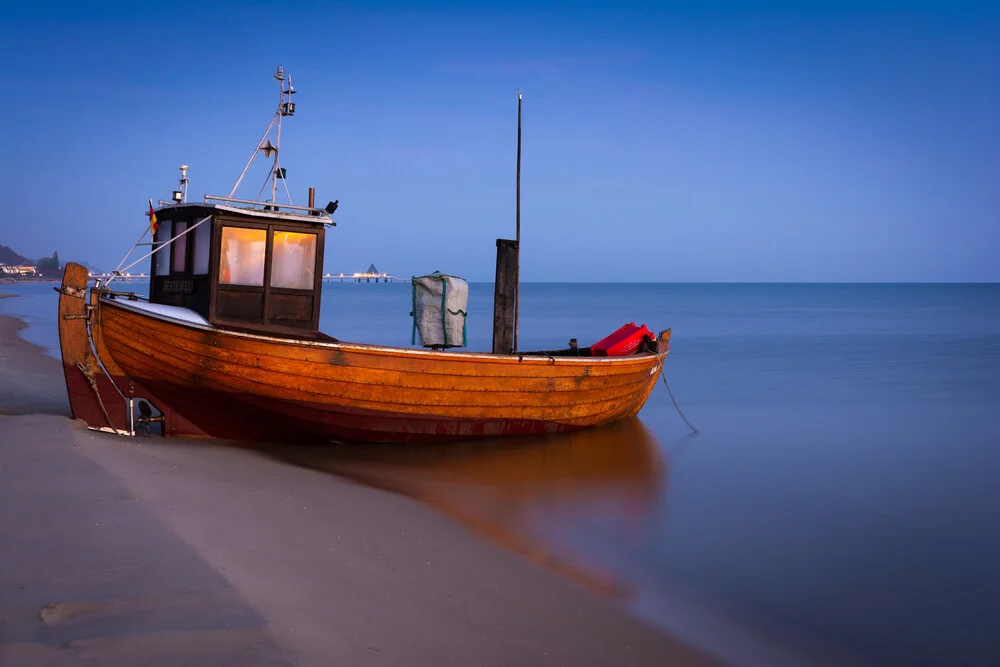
xmin=252 ymin=418 xmax=667 ymax=598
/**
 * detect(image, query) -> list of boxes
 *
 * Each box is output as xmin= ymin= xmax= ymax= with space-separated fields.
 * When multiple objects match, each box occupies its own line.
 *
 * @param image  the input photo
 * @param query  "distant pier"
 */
xmin=324 ymin=264 xmax=405 ymax=283
xmin=323 ymin=271 xmax=405 ymax=283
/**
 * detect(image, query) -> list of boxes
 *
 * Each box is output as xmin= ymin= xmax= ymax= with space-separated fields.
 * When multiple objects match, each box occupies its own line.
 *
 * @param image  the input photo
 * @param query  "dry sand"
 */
xmin=0 ymin=313 xmax=717 ymax=666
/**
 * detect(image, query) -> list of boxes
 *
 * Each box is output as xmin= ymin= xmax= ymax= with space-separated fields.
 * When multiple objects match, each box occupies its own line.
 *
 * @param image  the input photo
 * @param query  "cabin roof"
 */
xmin=154 ymin=202 xmax=330 ymax=226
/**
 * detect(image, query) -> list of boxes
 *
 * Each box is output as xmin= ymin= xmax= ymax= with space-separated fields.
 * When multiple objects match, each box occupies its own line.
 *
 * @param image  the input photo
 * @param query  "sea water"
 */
xmin=3 ymin=281 xmax=999 ymax=665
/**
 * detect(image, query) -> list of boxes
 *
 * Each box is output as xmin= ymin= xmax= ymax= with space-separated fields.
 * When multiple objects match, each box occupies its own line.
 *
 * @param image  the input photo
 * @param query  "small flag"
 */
xmin=147 ymin=199 xmax=159 ymax=235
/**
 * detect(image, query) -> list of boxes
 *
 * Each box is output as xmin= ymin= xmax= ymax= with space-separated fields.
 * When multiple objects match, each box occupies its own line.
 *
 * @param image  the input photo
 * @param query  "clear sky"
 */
xmin=1 ymin=1 xmax=997 ymax=281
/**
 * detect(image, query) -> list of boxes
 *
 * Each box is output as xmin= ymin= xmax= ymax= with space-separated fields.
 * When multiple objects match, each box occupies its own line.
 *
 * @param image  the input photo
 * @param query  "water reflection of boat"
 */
xmin=261 ymin=416 xmax=663 ymax=501
xmin=251 ymin=417 xmax=667 ymax=597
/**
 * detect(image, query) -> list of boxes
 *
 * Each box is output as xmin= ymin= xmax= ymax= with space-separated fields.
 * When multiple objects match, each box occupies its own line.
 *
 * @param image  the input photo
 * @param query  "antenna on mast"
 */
xmin=228 ymin=65 xmax=297 ymax=206
xmin=270 ymin=65 xmax=297 ymax=205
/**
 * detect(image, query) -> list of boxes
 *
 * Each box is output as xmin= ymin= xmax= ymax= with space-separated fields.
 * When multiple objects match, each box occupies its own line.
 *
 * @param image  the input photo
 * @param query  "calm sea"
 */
xmin=3 ymin=281 xmax=999 ymax=666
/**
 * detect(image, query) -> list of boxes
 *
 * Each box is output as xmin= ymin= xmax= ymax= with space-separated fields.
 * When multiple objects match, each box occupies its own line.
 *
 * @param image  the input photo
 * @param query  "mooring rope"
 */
xmin=660 ymin=372 xmax=698 ymax=433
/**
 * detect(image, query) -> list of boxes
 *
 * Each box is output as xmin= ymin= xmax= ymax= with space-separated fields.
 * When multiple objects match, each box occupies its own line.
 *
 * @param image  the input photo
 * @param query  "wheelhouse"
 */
xmin=149 ymin=203 xmax=328 ymax=338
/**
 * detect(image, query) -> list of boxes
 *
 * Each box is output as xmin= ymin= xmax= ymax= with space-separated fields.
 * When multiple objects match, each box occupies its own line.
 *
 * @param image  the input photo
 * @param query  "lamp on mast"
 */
xmin=172 ymin=164 xmax=189 ymax=203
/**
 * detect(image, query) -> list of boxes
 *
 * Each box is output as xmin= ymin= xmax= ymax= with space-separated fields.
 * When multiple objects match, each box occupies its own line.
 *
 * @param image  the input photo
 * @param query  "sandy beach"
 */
xmin=0 ymin=315 xmax=71 ymax=417
xmin=0 ymin=312 xmax=716 ymax=666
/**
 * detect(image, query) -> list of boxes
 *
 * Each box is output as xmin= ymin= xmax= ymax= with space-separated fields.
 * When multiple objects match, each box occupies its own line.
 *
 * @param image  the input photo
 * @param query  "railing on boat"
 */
xmin=87 ymin=272 xmax=407 ymax=284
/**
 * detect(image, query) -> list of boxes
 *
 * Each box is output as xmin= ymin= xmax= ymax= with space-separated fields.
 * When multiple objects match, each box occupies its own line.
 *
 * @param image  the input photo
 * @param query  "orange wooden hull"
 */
xmin=65 ymin=281 xmax=668 ymax=443
xmin=56 ymin=264 xmax=130 ymax=434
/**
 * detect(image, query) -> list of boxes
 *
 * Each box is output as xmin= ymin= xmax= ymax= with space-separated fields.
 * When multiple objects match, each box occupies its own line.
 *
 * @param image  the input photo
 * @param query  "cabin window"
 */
xmin=192 ymin=219 xmax=211 ymax=274
xmin=270 ymin=231 xmax=317 ymax=290
xmin=219 ymin=227 xmax=266 ymax=286
xmin=154 ymin=220 xmax=172 ymax=276
xmin=171 ymin=221 xmax=188 ymax=273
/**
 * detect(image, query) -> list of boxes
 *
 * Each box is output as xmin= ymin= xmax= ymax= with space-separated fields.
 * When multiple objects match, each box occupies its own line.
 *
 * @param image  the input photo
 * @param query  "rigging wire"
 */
xmin=105 ymin=215 xmax=212 ymax=289
xmin=255 ymin=166 xmax=273 ymax=203
xmin=229 ymin=115 xmax=278 ymax=198
xmin=281 ymin=166 xmax=294 ymax=205
xmin=112 ymin=226 xmax=150 ymax=275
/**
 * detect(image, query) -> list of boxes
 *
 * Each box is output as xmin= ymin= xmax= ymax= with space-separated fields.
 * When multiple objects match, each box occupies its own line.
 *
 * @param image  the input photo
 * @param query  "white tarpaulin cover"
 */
xmin=411 ymin=272 xmax=468 ymax=348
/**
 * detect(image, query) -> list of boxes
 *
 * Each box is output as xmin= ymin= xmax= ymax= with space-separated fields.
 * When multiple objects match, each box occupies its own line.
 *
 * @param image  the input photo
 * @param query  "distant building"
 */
xmin=0 ymin=265 xmax=36 ymax=277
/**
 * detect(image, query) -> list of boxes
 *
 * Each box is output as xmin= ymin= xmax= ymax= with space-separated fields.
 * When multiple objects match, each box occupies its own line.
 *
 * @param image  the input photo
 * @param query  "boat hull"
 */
xmin=56 ymin=264 xmax=130 ymax=433
xmin=66 ymin=275 xmax=668 ymax=444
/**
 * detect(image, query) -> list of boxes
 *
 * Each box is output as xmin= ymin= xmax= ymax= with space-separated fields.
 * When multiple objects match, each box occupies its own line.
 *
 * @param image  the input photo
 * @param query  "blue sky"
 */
xmin=0 ymin=1 xmax=997 ymax=281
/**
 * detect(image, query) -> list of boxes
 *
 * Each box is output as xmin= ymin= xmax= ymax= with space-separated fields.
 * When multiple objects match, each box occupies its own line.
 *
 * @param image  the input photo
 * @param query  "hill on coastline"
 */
xmin=0 ymin=245 xmax=104 ymax=274
xmin=0 ymin=245 xmax=33 ymax=266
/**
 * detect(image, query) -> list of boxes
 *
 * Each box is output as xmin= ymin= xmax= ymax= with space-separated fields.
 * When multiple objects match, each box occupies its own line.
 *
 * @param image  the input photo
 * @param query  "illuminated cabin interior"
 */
xmin=149 ymin=204 xmax=328 ymax=338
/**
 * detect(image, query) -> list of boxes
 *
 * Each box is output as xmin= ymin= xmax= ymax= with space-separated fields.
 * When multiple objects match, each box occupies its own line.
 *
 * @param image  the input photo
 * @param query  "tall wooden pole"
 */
xmin=513 ymin=90 xmax=522 ymax=353
xmin=516 ymin=90 xmax=522 ymax=247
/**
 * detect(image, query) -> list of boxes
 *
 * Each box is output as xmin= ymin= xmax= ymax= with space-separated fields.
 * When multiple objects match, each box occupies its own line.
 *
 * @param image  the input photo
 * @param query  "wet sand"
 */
xmin=236 ymin=418 xmax=669 ymax=602
xmin=0 ymin=314 xmax=71 ymax=417
xmin=0 ymin=313 xmax=716 ymax=666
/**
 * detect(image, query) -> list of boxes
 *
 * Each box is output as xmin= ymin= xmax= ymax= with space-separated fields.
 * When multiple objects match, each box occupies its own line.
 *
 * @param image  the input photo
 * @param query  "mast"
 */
xmin=513 ymin=90 xmax=522 ymax=353
xmin=516 ymin=90 xmax=522 ymax=250
xmin=490 ymin=92 xmax=523 ymax=356
xmin=271 ymin=66 xmax=292 ymax=204
xmin=228 ymin=65 xmax=297 ymax=204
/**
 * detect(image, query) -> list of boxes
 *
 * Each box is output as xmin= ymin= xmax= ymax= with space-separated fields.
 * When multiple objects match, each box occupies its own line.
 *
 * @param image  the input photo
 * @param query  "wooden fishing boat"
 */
xmin=57 ymin=67 xmax=671 ymax=444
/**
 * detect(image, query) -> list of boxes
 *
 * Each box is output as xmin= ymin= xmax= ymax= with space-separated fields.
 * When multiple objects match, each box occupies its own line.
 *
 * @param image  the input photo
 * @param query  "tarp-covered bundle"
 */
xmin=411 ymin=272 xmax=468 ymax=348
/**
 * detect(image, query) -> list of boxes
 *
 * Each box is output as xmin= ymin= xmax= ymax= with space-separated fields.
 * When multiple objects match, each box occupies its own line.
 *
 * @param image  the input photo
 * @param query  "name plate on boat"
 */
xmin=162 ymin=279 xmax=194 ymax=294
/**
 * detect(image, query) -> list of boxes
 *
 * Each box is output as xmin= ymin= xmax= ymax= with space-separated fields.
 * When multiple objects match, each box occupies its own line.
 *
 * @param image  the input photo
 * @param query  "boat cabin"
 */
xmin=149 ymin=203 xmax=328 ymax=338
